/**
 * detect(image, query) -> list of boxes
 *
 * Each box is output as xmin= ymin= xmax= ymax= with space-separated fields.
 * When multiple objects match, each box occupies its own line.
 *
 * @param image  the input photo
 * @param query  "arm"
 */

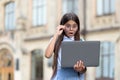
xmin=45 ymin=34 xmax=59 ymax=58
xmin=45 ymin=25 xmax=65 ymax=58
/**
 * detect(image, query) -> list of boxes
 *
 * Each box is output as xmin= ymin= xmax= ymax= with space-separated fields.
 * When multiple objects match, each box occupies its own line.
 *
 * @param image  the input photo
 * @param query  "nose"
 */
xmin=70 ymin=27 xmax=73 ymax=30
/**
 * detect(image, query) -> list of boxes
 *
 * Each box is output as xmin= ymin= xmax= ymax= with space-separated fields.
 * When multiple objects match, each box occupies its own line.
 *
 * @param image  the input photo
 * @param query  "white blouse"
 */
xmin=57 ymin=36 xmax=74 ymax=69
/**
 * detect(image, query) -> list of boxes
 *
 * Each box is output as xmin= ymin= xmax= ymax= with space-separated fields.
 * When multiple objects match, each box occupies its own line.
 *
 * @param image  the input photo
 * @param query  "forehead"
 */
xmin=65 ymin=20 xmax=77 ymax=25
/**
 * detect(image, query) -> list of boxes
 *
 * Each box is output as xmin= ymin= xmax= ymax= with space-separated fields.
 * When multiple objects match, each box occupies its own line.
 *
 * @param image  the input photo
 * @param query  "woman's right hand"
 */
xmin=56 ymin=25 xmax=65 ymax=36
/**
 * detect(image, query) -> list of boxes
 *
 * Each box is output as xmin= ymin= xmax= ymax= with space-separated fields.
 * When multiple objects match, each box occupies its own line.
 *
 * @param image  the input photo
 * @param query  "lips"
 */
xmin=69 ymin=32 xmax=73 ymax=34
xmin=69 ymin=32 xmax=74 ymax=35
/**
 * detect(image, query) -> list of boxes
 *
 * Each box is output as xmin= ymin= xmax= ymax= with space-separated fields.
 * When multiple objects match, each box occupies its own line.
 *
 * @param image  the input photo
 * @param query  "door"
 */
xmin=0 ymin=51 xmax=14 ymax=80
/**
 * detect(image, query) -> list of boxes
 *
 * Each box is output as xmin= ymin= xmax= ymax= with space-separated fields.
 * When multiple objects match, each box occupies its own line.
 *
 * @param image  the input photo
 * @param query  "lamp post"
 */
xmin=83 ymin=1 xmax=87 ymax=80
xmin=82 ymin=0 xmax=87 ymax=40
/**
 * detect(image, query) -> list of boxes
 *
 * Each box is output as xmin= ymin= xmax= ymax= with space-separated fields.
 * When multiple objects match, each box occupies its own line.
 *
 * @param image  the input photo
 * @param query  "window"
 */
xmin=16 ymin=59 xmax=19 ymax=71
xmin=5 ymin=2 xmax=15 ymax=30
xmin=96 ymin=0 xmax=115 ymax=16
xmin=62 ymin=0 xmax=78 ymax=14
xmin=0 ymin=53 xmax=12 ymax=67
xmin=96 ymin=42 xmax=115 ymax=80
xmin=31 ymin=49 xmax=43 ymax=80
xmin=32 ymin=0 xmax=46 ymax=26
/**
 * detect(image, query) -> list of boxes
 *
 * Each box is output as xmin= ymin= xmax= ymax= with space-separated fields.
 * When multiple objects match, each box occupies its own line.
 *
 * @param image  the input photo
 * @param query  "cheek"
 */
xmin=64 ymin=29 xmax=69 ymax=33
xmin=74 ymin=29 xmax=78 ymax=33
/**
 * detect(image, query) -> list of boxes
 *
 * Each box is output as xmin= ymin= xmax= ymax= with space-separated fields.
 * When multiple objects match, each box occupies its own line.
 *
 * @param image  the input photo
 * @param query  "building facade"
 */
xmin=85 ymin=0 xmax=120 ymax=80
xmin=0 ymin=0 xmax=120 ymax=80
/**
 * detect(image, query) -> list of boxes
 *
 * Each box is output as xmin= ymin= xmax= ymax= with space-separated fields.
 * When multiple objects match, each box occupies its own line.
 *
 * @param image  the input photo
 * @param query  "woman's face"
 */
xmin=64 ymin=20 xmax=78 ymax=38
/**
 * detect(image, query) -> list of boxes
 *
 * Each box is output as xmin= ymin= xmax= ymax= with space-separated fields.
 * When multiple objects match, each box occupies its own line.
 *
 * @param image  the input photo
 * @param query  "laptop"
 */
xmin=61 ymin=41 xmax=100 ymax=68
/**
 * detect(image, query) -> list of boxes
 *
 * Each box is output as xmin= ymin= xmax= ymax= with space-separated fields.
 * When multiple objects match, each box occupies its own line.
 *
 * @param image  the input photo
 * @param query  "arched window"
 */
xmin=0 ymin=52 xmax=13 ymax=67
xmin=5 ymin=2 xmax=15 ymax=30
xmin=0 ymin=49 xmax=14 ymax=80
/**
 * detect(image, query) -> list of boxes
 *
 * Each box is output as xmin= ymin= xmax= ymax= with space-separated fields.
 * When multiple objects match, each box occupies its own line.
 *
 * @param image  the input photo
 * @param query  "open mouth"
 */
xmin=69 ymin=32 xmax=74 ymax=35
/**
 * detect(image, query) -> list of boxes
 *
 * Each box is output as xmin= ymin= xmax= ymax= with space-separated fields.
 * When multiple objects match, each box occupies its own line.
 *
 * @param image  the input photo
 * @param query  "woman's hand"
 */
xmin=74 ymin=60 xmax=86 ymax=73
xmin=56 ymin=25 xmax=65 ymax=36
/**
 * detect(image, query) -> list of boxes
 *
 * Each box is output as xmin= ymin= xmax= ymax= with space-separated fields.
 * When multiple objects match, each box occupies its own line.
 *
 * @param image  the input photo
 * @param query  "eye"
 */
xmin=65 ymin=24 xmax=71 ymax=28
xmin=73 ymin=24 xmax=77 ymax=28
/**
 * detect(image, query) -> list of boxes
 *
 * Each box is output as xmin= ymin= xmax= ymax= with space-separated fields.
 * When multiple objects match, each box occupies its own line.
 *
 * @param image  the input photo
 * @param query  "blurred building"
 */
xmin=0 ymin=0 xmax=120 ymax=80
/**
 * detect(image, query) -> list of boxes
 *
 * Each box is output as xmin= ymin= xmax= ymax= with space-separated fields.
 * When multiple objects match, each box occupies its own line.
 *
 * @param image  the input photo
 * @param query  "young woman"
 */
xmin=45 ymin=13 xmax=87 ymax=80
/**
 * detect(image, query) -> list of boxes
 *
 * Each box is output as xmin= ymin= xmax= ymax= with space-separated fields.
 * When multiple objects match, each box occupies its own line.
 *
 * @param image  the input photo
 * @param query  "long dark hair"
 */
xmin=52 ymin=12 xmax=80 ymax=78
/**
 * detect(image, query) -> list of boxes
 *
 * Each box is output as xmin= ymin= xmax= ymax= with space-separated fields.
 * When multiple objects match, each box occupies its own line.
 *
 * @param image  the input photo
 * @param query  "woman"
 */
xmin=45 ymin=13 xmax=87 ymax=80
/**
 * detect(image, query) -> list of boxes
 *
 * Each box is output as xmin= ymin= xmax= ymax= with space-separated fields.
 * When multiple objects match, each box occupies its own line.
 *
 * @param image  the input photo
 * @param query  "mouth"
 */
xmin=68 ymin=32 xmax=74 ymax=35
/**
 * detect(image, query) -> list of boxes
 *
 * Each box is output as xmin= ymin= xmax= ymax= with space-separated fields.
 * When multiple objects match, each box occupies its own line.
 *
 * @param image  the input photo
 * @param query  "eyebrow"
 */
xmin=65 ymin=23 xmax=77 ymax=25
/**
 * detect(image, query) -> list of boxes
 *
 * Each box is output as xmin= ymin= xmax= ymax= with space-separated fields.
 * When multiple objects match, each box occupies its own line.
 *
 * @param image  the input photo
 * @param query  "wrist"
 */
xmin=54 ymin=32 xmax=63 ymax=39
xmin=79 ymin=66 xmax=87 ymax=73
xmin=53 ymin=33 xmax=59 ymax=39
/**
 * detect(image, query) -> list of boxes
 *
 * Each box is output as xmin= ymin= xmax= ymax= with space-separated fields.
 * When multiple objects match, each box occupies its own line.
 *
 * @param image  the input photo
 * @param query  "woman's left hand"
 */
xmin=73 ymin=60 xmax=86 ymax=73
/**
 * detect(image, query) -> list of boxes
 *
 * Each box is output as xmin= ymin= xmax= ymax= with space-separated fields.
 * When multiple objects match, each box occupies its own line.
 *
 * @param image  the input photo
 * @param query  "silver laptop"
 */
xmin=61 ymin=41 xmax=100 ymax=67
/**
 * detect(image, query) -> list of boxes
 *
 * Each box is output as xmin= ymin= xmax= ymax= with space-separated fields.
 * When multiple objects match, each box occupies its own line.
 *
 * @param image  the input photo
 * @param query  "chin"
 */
xmin=68 ymin=35 xmax=74 ymax=38
xmin=66 ymin=34 xmax=74 ymax=38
